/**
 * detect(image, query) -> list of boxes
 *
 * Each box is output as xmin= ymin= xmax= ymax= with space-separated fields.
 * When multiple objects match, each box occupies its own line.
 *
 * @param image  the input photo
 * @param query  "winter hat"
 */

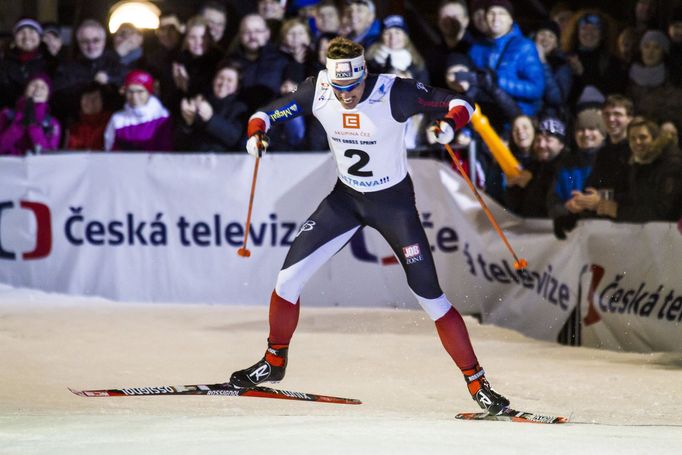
xmin=347 ymin=0 xmax=375 ymax=15
xmin=487 ymin=0 xmax=514 ymax=16
xmin=536 ymin=19 xmax=561 ymax=40
xmin=578 ymin=13 xmax=603 ymax=30
xmin=383 ymin=15 xmax=408 ymax=32
xmin=124 ymin=69 xmax=154 ymax=93
xmin=575 ymin=109 xmax=607 ymax=136
xmin=42 ymin=22 xmax=61 ymax=37
xmin=445 ymin=52 xmax=473 ymax=70
xmin=13 ymin=18 xmax=43 ymax=36
xmin=27 ymin=72 xmax=53 ymax=93
xmin=640 ymin=30 xmax=671 ymax=54
xmin=537 ymin=117 xmax=567 ymax=143
xmin=575 ymin=85 xmax=605 ymax=111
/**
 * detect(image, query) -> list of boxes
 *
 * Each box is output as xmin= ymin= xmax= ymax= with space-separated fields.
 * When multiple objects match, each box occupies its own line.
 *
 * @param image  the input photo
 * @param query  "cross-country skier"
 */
xmin=229 ymin=37 xmax=510 ymax=415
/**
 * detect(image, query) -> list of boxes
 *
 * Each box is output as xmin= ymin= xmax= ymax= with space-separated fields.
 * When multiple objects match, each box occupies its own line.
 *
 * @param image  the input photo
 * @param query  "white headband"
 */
xmin=326 ymin=55 xmax=366 ymax=81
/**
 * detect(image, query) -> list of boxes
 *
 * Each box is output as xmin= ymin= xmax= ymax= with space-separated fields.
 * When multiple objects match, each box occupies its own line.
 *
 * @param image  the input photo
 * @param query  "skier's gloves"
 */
xmin=246 ymin=132 xmax=270 ymax=158
xmin=426 ymin=118 xmax=456 ymax=145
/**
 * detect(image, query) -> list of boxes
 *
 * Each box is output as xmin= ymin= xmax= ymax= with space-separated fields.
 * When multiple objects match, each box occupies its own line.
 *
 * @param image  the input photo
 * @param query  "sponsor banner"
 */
xmin=1 ymin=154 xmax=680 ymax=352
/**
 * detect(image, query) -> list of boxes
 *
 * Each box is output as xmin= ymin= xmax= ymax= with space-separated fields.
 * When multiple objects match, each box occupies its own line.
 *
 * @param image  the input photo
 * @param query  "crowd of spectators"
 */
xmin=0 ymin=0 xmax=681 ymax=228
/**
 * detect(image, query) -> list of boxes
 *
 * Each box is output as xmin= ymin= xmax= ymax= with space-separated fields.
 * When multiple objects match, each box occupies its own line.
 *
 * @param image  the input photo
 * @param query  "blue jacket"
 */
xmin=468 ymin=24 xmax=545 ymax=116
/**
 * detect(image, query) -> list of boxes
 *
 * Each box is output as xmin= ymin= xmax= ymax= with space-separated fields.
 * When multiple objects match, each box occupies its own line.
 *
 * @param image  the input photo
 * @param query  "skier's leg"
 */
xmin=368 ymin=176 xmax=509 ymax=413
xmin=230 ymin=185 xmax=361 ymax=387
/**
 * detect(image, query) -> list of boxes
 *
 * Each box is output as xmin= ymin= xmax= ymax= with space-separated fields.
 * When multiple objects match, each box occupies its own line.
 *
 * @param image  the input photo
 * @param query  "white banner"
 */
xmin=1 ymin=153 xmax=680 ymax=352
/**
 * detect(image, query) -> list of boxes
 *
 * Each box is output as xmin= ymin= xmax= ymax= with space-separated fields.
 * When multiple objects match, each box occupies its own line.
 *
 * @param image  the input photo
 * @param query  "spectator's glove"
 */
xmin=246 ymin=132 xmax=270 ymax=158
xmin=476 ymin=69 xmax=497 ymax=92
xmin=426 ymin=118 xmax=456 ymax=144
xmin=22 ymin=98 xmax=36 ymax=126
xmin=553 ymin=214 xmax=578 ymax=240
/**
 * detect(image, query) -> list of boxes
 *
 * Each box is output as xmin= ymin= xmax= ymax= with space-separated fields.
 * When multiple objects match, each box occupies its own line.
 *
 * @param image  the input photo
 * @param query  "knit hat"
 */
xmin=537 ymin=117 xmax=567 ymax=142
xmin=470 ymin=0 xmax=487 ymax=13
xmin=13 ymin=18 xmax=43 ymax=36
xmin=575 ymin=85 xmax=605 ymax=112
xmin=578 ymin=13 xmax=603 ymax=30
xmin=42 ymin=22 xmax=61 ymax=37
xmin=124 ymin=70 xmax=154 ymax=93
xmin=536 ymin=19 xmax=561 ymax=40
xmin=575 ymin=109 xmax=607 ymax=136
xmin=383 ymin=15 xmax=408 ymax=32
xmin=487 ymin=0 xmax=514 ymax=16
xmin=640 ymin=30 xmax=671 ymax=54
xmin=27 ymin=72 xmax=53 ymax=94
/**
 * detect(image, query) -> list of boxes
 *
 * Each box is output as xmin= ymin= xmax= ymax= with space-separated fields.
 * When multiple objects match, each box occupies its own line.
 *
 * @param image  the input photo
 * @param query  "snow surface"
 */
xmin=1 ymin=284 xmax=681 ymax=454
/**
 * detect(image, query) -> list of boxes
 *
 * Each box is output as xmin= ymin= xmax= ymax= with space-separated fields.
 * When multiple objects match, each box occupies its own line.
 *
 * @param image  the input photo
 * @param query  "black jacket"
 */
xmin=176 ymin=93 xmax=248 ymax=151
xmin=0 ymin=47 xmax=55 ymax=108
xmin=505 ymin=154 xmax=561 ymax=218
xmin=617 ymin=145 xmax=682 ymax=222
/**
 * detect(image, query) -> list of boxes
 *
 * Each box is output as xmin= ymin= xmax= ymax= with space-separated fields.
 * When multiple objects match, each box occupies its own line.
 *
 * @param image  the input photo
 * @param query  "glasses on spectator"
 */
xmin=79 ymin=37 xmax=103 ymax=45
xmin=125 ymin=88 xmax=147 ymax=95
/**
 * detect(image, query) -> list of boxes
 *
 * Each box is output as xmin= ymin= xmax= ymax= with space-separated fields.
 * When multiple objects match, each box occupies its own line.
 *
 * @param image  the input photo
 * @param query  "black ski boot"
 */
xmin=464 ymin=365 xmax=510 ymax=415
xmin=229 ymin=343 xmax=288 ymax=389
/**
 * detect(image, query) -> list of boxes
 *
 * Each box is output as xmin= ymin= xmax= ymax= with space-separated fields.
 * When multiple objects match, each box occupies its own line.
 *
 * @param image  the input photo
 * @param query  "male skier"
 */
xmin=229 ymin=37 xmax=510 ymax=415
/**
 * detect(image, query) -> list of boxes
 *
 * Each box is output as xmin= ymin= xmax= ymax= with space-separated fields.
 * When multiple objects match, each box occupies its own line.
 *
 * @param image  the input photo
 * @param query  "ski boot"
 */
xmin=229 ymin=343 xmax=288 ymax=389
xmin=464 ymin=365 xmax=510 ymax=415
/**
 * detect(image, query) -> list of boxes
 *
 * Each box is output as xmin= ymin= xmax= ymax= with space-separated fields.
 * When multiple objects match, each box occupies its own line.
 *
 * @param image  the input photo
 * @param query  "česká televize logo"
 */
xmin=0 ymin=200 xmax=52 ymax=260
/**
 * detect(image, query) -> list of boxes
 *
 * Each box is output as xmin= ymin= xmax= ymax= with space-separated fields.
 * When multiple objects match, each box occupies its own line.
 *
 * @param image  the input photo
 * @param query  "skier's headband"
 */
xmin=326 ymin=55 xmax=366 ymax=91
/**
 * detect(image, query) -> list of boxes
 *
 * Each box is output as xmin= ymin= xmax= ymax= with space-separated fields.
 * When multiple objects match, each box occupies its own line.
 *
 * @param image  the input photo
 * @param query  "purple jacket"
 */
xmin=104 ymin=95 xmax=173 ymax=151
xmin=0 ymin=98 xmax=61 ymax=156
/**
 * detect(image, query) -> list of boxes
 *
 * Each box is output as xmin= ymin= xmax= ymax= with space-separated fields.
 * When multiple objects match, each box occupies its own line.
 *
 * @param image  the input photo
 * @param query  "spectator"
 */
xmin=279 ymin=18 xmax=314 ymax=83
xmin=550 ymin=2 xmax=575 ymax=39
xmin=422 ymin=0 xmax=473 ymax=88
xmin=42 ymin=22 xmax=65 ymax=59
xmin=534 ymin=20 xmax=572 ymax=118
xmin=113 ymin=23 xmax=146 ymax=74
xmin=469 ymin=0 xmax=489 ymax=39
xmin=259 ymin=0 xmax=286 ymax=40
xmin=505 ymin=116 xmax=567 ymax=218
xmin=444 ymin=52 xmax=520 ymax=132
xmin=228 ymin=14 xmax=292 ymax=110
xmin=53 ymin=19 xmax=125 ymax=120
xmin=596 ymin=118 xmax=682 ymax=222
xmin=468 ymin=0 xmax=546 ymax=116
xmin=200 ymin=1 xmax=230 ymax=48
xmin=572 ymin=94 xmax=635 ymax=212
xmin=177 ymin=63 xmax=248 ymax=151
xmin=172 ymin=17 xmax=220 ymax=100
xmin=510 ymin=115 xmax=536 ymax=167
xmin=65 ymin=83 xmax=111 ymax=150
xmin=628 ymin=30 xmax=682 ymax=129
xmin=104 ymin=70 xmax=172 ymax=151
xmin=632 ymin=0 xmax=660 ymax=34
xmin=344 ymin=0 xmax=381 ymax=48
xmin=562 ymin=10 xmax=625 ymax=107
xmin=616 ymin=26 xmax=639 ymax=66
xmin=146 ymin=10 xmax=184 ymax=109
xmin=314 ymin=0 xmax=341 ymax=36
xmin=0 ymin=18 xmax=53 ymax=109
xmin=366 ymin=15 xmax=429 ymax=84
xmin=0 ymin=74 xmax=61 ymax=155
xmin=668 ymin=9 xmax=682 ymax=87
xmin=549 ymin=109 xmax=605 ymax=237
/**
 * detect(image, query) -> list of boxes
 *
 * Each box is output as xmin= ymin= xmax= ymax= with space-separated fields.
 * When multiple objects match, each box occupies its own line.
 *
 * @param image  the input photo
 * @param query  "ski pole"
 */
xmin=443 ymin=142 xmax=527 ymax=270
xmin=237 ymin=157 xmax=260 ymax=258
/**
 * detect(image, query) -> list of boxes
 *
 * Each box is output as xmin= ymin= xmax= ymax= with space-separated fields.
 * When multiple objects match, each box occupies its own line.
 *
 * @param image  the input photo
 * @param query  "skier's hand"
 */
xmin=426 ymin=119 xmax=456 ymax=144
xmin=246 ymin=132 xmax=270 ymax=158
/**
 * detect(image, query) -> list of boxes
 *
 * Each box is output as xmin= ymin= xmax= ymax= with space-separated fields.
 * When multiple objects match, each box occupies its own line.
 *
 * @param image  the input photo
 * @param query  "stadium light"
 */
xmin=108 ymin=1 xmax=161 ymax=33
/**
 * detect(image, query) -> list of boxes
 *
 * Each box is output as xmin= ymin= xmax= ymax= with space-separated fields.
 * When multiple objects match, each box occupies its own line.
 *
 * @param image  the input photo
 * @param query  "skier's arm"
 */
xmin=390 ymin=78 xmax=474 ymax=144
xmin=246 ymin=76 xmax=316 ymax=156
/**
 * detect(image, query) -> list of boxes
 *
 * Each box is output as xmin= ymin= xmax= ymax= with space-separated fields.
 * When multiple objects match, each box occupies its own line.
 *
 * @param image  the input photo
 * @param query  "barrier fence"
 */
xmin=1 ymin=152 xmax=680 ymax=352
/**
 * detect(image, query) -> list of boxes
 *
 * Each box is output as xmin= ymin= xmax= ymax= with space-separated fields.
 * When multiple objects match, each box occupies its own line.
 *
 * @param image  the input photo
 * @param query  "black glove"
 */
xmin=553 ymin=214 xmax=578 ymax=240
xmin=476 ymin=69 xmax=497 ymax=92
xmin=23 ymin=98 xmax=36 ymax=126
